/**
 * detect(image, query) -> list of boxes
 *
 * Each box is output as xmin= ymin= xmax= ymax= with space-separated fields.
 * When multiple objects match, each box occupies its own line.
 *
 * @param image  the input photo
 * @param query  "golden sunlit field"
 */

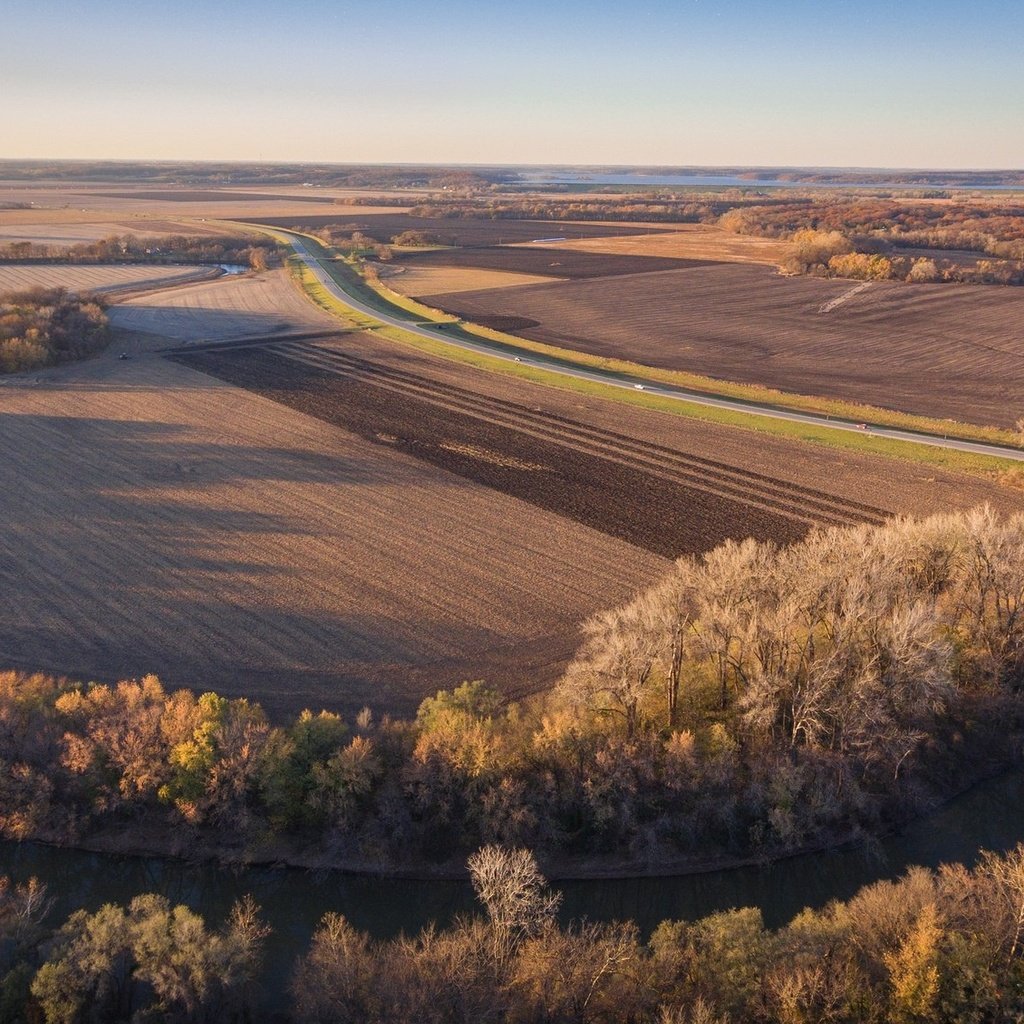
xmin=381 ymin=263 xmax=561 ymax=295
xmin=522 ymin=223 xmax=789 ymax=264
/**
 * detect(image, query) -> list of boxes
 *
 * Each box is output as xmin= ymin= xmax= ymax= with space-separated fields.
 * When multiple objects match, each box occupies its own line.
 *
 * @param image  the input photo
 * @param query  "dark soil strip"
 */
xmin=172 ymin=346 xmax=812 ymax=558
xmin=274 ymin=342 xmax=885 ymax=528
xmin=388 ymin=245 xmax=722 ymax=279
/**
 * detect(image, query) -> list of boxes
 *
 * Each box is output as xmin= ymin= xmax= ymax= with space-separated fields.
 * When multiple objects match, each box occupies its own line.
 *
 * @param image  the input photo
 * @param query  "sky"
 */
xmin=2 ymin=0 xmax=1022 ymax=168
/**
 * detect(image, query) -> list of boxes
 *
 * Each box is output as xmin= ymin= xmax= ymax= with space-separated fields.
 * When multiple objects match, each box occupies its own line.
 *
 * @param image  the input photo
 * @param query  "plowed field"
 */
xmin=109 ymin=269 xmax=337 ymax=341
xmin=0 ymin=346 xmax=666 ymax=718
xmin=423 ymin=263 xmax=1024 ymax=428
xmin=389 ymin=245 xmax=719 ymax=279
xmin=173 ymin=339 xmax=886 ymax=559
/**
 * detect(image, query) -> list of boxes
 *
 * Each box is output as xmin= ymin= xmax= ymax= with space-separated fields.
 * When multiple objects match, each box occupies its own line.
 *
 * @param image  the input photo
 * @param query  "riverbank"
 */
xmin=5 ymin=767 xmax=1024 ymax=944
xmin=15 ymin=752 xmax=1021 ymax=887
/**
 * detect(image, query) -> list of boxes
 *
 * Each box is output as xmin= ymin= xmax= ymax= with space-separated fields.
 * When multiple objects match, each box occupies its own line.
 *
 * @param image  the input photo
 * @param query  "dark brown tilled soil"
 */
xmin=172 ymin=344 xmax=879 ymax=558
xmin=274 ymin=341 xmax=884 ymax=530
xmin=388 ymin=245 xmax=721 ymax=279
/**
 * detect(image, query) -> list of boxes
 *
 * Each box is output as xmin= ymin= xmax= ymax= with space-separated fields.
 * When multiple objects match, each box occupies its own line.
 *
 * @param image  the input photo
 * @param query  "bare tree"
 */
xmin=467 ymin=845 xmax=561 ymax=970
xmin=560 ymin=590 xmax=672 ymax=736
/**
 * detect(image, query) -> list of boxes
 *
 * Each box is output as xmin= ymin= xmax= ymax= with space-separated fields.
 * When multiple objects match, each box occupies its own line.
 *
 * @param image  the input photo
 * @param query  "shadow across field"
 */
xmin=0 ymin=411 xmax=382 ymax=492
xmin=0 ymin=397 xmax=658 ymax=719
xmin=0 ymin=598 xmax=567 ymax=721
xmin=109 ymin=303 xmax=315 ymax=343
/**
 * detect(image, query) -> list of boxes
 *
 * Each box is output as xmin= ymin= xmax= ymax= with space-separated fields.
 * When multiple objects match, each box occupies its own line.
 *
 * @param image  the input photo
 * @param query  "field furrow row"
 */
xmin=276 ymin=340 xmax=883 ymax=529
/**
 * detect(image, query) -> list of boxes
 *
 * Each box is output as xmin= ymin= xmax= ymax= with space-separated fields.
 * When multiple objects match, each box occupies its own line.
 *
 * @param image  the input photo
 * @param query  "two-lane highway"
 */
xmin=282 ymin=231 xmax=1024 ymax=465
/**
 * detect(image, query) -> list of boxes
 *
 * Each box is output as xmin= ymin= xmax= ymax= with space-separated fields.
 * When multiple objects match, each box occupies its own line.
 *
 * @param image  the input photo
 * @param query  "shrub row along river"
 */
xmin=2 ymin=770 xmax=1022 ymax=1004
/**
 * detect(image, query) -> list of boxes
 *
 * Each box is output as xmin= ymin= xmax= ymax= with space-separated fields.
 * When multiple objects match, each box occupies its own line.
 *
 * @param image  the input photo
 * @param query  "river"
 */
xmin=521 ymin=172 xmax=1022 ymax=191
xmin=3 ymin=769 xmax=1022 ymax=1007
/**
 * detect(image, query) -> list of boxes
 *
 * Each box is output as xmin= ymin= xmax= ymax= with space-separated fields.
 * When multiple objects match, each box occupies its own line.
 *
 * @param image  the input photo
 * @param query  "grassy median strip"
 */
xmin=253 ymin=224 xmax=1023 ymax=478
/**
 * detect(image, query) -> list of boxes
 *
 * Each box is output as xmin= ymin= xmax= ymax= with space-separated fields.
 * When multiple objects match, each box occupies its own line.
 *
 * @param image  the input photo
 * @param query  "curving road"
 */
xmin=282 ymin=232 xmax=1024 ymax=465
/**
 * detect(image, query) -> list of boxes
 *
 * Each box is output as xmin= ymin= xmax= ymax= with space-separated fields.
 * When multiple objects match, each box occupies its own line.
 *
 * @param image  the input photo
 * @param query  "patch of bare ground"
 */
xmin=108 ymin=269 xmax=338 ymax=342
xmin=0 ymin=264 xmax=218 ymax=295
xmin=522 ymin=224 xmax=789 ymax=264
xmin=0 ymin=341 xmax=666 ymax=720
xmin=424 ymin=263 xmax=1024 ymax=428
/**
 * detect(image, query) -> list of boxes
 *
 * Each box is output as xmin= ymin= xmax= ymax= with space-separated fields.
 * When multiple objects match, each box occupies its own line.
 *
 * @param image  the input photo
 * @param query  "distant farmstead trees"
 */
xmin=0 ymin=233 xmax=278 ymax=271
xmin=0 ymin=287 xmax=108 ymax=373
xmin=781 ymin=229 xmax=852 ymax=275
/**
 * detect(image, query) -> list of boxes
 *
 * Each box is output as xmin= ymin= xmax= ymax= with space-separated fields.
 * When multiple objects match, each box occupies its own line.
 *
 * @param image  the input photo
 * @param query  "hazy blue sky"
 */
xmin=2 ymin=0 xmax=1021 ymax=167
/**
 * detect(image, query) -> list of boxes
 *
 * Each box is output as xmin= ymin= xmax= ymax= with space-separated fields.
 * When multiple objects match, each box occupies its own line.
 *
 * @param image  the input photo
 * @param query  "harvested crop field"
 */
xmin=382 ymin=265 xmax=560 ymax=296
xmin=423 ymin=263 xmax=1024 ymax=428
xmin=388 ymin=245 xmax=719 ymax=279
xmin=173 ymin=338 xmax=888 ymax=559
xmin=109 ymin=269 xmax=337 ymax=342
xmin=0 ymin=184 xmax=403 ymax=228
xmin=303 ymin=327 xmax=1017 ymax=523
xmin=525 ymin=225 xmax=789 ymax=265
xmin=0 ymin=219 xmax=231 ymax=246
xmin=0 ymin=263 xmax=217 ymax=295
xmin=243 ymin=213 xmax=671 ymax=247
xmin=0 ymin=342 xmax=667 ymax=719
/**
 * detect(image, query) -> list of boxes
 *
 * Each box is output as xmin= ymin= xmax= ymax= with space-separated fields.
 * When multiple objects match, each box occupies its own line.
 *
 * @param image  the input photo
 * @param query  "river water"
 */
xmin=522 ymin=172 xmax=1021 ymax=191
xmin=2 ymin=769 xmax=1022 ymax=1003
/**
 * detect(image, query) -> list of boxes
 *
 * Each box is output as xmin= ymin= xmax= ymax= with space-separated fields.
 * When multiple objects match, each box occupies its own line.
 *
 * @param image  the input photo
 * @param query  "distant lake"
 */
xmin=521 ymin=172 xmax=1021 ymax=191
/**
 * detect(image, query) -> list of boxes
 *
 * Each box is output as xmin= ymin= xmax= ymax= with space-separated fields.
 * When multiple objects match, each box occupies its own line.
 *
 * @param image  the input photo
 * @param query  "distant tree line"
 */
xmin=0 ymin=288 xmax=108 ymax=374
xmin=0 ymin=160 xmax=512 ymax=188
xmin=307 ymin=226 xmax=395 ymax=260
xmin=405 ymin=199 xmax=731 ymax=223
xmin=8 ymin=842 xmax=1024 ymax=1021
xmin=779 ymin=228 xmax=1024 ymax=285
xmin=720 ymin=199 xmax=1024 ymax=284
xmin=0 ymin=508 xmax=1022 ymax=872
xmin=347 ymin=193 xmax=775 ymax=223
xmin=329 ymin=192 xmax=1024 ymax=284
xmin=0 ymin=234 xmax=278 ymax=272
